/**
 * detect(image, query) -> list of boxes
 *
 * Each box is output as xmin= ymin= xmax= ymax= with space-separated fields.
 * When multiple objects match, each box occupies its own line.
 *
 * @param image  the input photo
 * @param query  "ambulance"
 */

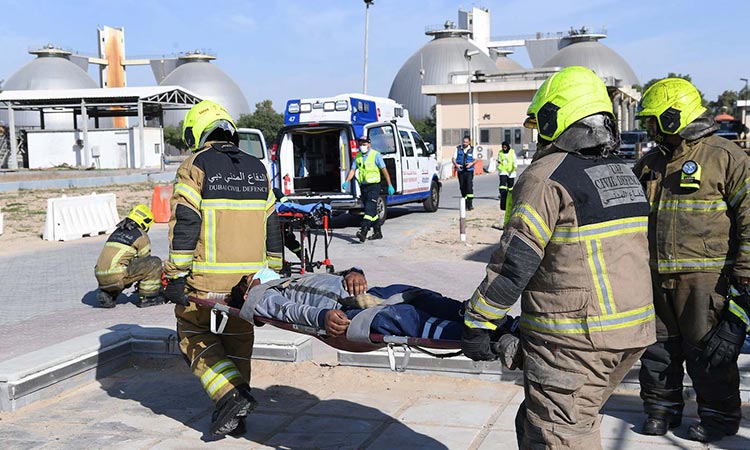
xmin=270 ymin=93 xmax=441 ymax=221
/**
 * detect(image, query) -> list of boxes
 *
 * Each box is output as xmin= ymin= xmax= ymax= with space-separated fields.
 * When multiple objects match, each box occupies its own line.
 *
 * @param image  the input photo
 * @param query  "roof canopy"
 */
xmin=0 ymin=86 xmax=202 ymax=110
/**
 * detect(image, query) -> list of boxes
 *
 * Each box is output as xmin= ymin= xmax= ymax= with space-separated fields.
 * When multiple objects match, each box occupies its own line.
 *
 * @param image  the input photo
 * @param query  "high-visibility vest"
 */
xmin=455 ymin=146 xmax=474 ymax=172
xmin=497 ymin=149 xmax=516 ymax=175
xmin=356 ymin=150 xmax=382 ymax=184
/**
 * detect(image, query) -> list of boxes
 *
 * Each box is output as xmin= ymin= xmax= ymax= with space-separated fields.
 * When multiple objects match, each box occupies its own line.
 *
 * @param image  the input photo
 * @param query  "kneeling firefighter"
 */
xmin=94 ymin=204 xmax=164 ymax=308
xmin=162 ymin=100 xmax=283 ymax=437
xmin=461 ymin=66 xmax=655 ymax=449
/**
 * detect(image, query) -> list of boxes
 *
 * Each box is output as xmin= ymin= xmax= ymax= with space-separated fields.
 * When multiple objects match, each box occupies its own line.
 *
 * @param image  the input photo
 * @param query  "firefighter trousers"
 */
xmin=638 ymin=272 xmax=741 ymax=429
xmin=175 ymin=302 xmax=255 ymax=405
xmin=515 ymin=335 xmax=644 ymax=449
xmin=96 ymin=255 xmax=162 ymax=296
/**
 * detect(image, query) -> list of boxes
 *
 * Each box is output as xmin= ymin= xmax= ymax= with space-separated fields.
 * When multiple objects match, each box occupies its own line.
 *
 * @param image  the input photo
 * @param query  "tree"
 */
xmin=411 ymin=104 xmax=437 ymax=146
xmin=236 ymin=99 xmax=285 ymax=146
xmin=163 ymin=123 xmax=187 ymax=153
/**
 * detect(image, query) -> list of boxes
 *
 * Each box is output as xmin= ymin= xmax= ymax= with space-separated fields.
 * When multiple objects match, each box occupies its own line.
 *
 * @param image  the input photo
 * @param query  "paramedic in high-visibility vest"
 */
xmin=94 ymin=204 xmax=164 ymax=308
xmin=162 ymin=100 xmax=283 ymax=437
xmin=496 ymin=141 xmax=516 ymax=211
xmin=342 ymin=136 xmax=395 ymax=242
xmin=452 ymin=136 xmax=476 ymax=210
xmin=461 ymin=66 xmax=655 ymax=449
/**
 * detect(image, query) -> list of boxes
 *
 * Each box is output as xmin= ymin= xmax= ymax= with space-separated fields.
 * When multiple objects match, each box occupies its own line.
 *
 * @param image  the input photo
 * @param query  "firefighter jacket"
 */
xmin=496 ymin=149 xmax=517 ymax=176
xmin=95 ymin=220 xmax=151 ymax=286
xmin=633 ymin=134 xmax=750 ymax=277
xmin=465 ymin=146 xmax=655 ymax=350
xmin=164 ymin=142 xmax=283 ymax=298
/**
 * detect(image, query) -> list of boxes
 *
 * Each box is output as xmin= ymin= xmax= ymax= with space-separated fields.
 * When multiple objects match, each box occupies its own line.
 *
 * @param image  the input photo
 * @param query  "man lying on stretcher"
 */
xmin=226 ymin=267 xmax=521 ymax=367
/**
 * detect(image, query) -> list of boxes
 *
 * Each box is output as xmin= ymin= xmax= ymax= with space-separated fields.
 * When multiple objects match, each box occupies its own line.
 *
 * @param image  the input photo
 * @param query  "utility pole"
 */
xmin=363 ymin=0 xmax=374 ymax=94
xmin=464 ymin=49 xmax=479 ymax=146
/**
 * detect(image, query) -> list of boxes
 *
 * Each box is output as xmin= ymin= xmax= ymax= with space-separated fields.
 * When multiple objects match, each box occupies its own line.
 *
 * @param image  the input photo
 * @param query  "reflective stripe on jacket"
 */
xmin=497 ymin=149 xmax=516 ymax=175
xmin=95 ymin=224 xmax=151 ymax=285
xmin=633 ymin=135 xmax=750 ymax=277
xmin=164 ymin=142 xmax=283 ymax=298
xmin=467 ymin=147 xmax=655 ymax=350
xmin=356 ymin=150 xmax=382 ymax=185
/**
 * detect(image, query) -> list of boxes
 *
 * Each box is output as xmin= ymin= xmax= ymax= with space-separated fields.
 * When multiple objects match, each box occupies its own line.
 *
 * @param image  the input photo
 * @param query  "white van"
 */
xmin=237 ymin=127 xmax=273 ymax=177
xmin=270 ymin=94 xmax=441 ymax=221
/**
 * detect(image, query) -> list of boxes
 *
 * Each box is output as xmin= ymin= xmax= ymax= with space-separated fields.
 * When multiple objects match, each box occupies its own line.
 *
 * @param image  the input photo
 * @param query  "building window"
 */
xmin=479 ymin=129 xmax=490 ymax=144
xmin=442 ymin=128 xmax=469 ymax=147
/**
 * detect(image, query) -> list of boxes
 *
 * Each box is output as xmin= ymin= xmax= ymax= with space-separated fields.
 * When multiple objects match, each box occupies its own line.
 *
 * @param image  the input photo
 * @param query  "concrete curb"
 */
xmin=0 ymin=325 xmax=313 ymax=412
xmin=0 ymin=171 xmax=176 ymax=192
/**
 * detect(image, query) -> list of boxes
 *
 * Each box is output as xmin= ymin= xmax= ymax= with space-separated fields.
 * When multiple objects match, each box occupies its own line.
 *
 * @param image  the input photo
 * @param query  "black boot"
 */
xmin=356 ymin=228 xmax=368 ymax=243
xmin=137 ymin=293 xmax=166 ymax=308
xmin=368 ymin=230 xmax=383 ymax=240
xmin=227 ymin=416 xmax=246 ymax=437
xmin=687 ymin=420 xmax=738 ymax=443
xmin=642 ymin=415 xmax=681 ymax=436
xmin=467 ymin=198 xmax=474 ymax=211
xmin=209 ymin=384 xmax=257 ymax=436
xmin=97 ymin=290 xmax=117 ymax=308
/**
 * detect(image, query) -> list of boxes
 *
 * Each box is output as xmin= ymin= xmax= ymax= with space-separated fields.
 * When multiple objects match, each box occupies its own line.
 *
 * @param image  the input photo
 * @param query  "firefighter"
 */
xmin=94 ymin=204 xmax=163 ymax=308
xmin=496 ymin=141 xmax=516 ymax=212
xmin=634 ymin=78 xmax=750 ymax=443
xmin=342 ymin=136 xmax=395 ymax=242
xmin=163 ymin=100 xmax=283 ymax=437
xmin=461 ymin=66 xmax=655 ymax=449
xmin=452 ymin=136 xmax=476 ymax=210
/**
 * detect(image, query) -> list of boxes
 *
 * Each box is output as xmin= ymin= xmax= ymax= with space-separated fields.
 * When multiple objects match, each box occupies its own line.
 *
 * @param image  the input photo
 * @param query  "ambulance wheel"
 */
xmin=423 ymin=181 xmax=440 ymax=212
xmin=377 ymin=196 xmax=387 ymax=223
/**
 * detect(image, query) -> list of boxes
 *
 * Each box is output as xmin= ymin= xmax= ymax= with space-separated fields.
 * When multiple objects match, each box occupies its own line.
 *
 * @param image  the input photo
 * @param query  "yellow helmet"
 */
xmin=636 ymin=78 xmax=706 ymax=135
xmin=127 ymin=204 xmax=154 ymax=231
xmin=524 ymin=66 xmax=613 ymax=141
xmin=182 ymin=100 xmax=237 ymax=151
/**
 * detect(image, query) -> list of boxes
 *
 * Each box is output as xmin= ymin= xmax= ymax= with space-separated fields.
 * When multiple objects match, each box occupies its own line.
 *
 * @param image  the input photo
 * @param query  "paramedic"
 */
xmin=496 ymin=141 xmax=516 ymax=211
xmin=461 ymin=66 xmax=655 ymax=448
xmin=634 ymin=78 xmax=750 ymax=443
xmin=342 ymin=136 xmax=395 ymax=242
xmin=163 ymin=100 xmax=284 ymax=437
xmin=94 ymin=204 xmax=163 ymax=308
xmin=452 ymin=136 xmax=476 ymax=210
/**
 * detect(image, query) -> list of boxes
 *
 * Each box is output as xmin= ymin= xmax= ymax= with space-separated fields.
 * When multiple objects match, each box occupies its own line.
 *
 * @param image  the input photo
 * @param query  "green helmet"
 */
xmin=524 ymin=66 xmax=613 ymax=141
xmin=635 ymin=78 xmax=706 ymax=135
xmin=182 ymin=100 xmax=237 ymax=151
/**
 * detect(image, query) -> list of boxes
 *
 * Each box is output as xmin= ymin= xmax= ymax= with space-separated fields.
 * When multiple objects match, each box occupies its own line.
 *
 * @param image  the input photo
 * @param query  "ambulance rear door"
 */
xmin=364 ymin=122 xmax=402 ymax=194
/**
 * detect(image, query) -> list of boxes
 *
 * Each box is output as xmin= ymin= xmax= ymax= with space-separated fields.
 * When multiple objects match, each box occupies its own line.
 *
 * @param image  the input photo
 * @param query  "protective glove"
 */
xmin=342 ymin=181 xmax=349 ymax=191
xmin=228 ymin=275 xmax=250 ymax=309
xmin=491 ymin=315 xmax=523 ymax=370
xmin=700 ymin=316 xmax=746 ymax=369
xmin=461 ymin=326 xmax=498 ymax=361
xmin=164 ymin=276 xmax=188 ymax=306
xmin=387 ymin=185 xmax=395 ymax=196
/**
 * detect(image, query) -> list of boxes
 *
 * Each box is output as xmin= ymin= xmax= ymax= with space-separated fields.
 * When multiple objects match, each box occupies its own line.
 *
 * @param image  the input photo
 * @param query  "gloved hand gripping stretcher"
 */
xmin=187 ymin=268 xmax=521 ymax=371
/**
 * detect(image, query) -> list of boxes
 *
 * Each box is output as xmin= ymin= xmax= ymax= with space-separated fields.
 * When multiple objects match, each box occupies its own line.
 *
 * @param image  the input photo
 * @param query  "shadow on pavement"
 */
xmin=96 ymin=356 xmax=448 ymax=448
xmin=81 ymin=288 xmax=139 ymax=308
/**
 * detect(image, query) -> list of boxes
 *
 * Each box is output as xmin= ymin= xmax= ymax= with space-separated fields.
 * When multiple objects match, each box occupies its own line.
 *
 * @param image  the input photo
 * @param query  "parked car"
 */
xmin=619 ymin=130 xmax=653 ymax=159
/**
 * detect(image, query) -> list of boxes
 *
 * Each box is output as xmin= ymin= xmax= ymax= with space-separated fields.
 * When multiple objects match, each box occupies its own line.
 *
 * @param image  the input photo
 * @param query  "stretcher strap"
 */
xmin=345 ymin=292 xmax=410 ymax=343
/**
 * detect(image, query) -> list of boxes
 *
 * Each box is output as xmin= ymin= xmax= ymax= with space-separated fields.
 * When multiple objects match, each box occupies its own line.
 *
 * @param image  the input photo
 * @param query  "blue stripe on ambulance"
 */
xmin=284 ymin=99 xmax=300 ymax=124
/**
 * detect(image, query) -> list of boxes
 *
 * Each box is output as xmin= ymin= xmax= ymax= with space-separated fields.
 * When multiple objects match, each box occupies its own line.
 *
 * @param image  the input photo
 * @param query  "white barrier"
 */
xmin=43 ymin=193 xmax=120 ymax=241
xmin=439 ymin=161 xmax=454 ymax=180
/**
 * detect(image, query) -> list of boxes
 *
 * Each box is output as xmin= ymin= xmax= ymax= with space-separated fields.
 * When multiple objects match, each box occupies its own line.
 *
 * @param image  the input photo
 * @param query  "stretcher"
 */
xmin=189 ymin=296 xmax=462 ymax=372
xmin=276 ymin=202 xmax=334 ymax=276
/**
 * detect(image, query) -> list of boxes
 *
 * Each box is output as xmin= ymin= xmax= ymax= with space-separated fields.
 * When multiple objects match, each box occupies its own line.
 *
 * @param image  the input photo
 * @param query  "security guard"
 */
xmin=163 ymin=100 xmax=283 ymax=437
xmin=461 ymin=66 xmax=655 ymax=449
xmin=94 ymin=204 xmax=163 ymax=308
xmin=496 ymin=141 xmax=516 ymax=211
xmin=634 ymin=78 xmax=750 ymax=443
xmin=342 ymin=136 xmax=395 ymax=242
xmin=452 ymin=136 xmax=476 ymax=210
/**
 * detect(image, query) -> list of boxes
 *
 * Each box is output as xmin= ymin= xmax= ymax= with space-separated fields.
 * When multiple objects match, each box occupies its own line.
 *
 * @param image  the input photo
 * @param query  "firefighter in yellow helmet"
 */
xmin=634 ymin=78 xmax=750 ymax=443
xmin=94 ymin=204 xmax=163 ymax=308
xmin=162 ymin=100 xmax=283 ymax=437
xmin=461 ymin=66 xmax=655 ymax=449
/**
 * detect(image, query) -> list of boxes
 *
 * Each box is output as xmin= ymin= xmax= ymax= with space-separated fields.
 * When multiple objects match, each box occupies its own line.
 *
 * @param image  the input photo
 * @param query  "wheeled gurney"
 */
xmin=276 ymin=201 xmax=334 ymax=276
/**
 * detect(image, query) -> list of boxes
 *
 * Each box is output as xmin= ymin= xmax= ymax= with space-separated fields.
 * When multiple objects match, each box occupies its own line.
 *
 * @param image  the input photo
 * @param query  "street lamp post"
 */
xmin=464 ymin=49 xmax=479 ymax=146
xmin=363 ymin=0 xmax=374 ymax=94
xmin=742 ymin=78 xmax=749 ymax=147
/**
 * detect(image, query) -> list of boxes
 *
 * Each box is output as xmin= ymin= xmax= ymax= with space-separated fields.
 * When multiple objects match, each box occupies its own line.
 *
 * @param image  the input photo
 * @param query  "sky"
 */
xmin=0 ymin=0 xmax=748 ymax=113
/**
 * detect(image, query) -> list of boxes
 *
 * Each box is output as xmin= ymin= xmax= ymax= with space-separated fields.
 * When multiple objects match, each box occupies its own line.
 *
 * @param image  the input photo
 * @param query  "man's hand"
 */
xmin=325 ymin=309 xmax=351 ymax=337
xmin=343 ymin=271 xmax=367 ymax=296
xmin=701 ymin=318 xmax=746 ymax=368
xmin=164 ymin=276 xmax=188 ymax=306
xmin=461 ymin=326 xmax=498 ymax=361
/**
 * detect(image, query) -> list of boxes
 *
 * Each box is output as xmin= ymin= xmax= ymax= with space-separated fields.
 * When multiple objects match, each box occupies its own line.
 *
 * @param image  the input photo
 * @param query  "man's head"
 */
xmin=182 ymin=100 xmax=238 ymax=151
xmin=358 ymin=136 xmax=371 ymax=153
xmin=501 ymin=141 xmax=510 ymax=152
xmin=524 ymin=66 xmax=613 ymax=144
xmin=636 ymin=78 xmax=705 ymax=144
xmin=126 ymin=204 xmax=154 ymax=232
xmin=462 ymin=137 xmax=471 ymax=148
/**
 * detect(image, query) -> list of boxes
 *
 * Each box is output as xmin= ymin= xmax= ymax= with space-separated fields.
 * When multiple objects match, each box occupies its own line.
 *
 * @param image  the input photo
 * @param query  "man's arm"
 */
xmin=134 ymin=231 xmax=152 ymax=258
xmin=264 ymin=183 xmax=283 ymax=271
xmin=164 ymin=159 xmax=203 ymax=279
xmin=725 ymin=148 xmax=750 ymax=280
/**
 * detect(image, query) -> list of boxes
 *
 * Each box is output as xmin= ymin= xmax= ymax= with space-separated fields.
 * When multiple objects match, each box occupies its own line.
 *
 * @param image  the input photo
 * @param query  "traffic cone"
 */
xmin=151 ymin=184 xmax=173 ymax=223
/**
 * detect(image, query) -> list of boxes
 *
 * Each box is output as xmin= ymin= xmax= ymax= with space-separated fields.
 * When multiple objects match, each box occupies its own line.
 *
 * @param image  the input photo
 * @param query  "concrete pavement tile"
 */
xmin=176 ymin=412 xmax=291 ymax=444
xmin=399 ymin=399 xmax=495 ymax=428
xmin=601 ymin=391 xmax=644 ymax=414
xmin=148 ymin=436 xmax=260 ymax=450
xmin=252 ymin=391 xmax=319 ymax=415
xmin=307 ymin=394 xmax=407 ymax=419
xmin=476 ymin=430 xmax=519 ymax=450
xmin=261 ymin=415 xmax=379 ymax=449
xmin=3 ymin=440 xmax=49 ymax=450
xmin=366 ymin=423 xmax=480 ymax=450
xmin=491 ymin=402 xmax=520 ymax=431
xmin=38 ymin=433 xmax=160 ymax=450
xmin=599 ymin=411 xmax=704 ymax=448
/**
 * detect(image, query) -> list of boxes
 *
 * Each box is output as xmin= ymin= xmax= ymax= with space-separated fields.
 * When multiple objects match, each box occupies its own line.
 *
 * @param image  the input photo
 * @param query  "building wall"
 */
xmin=27 ymin=127 xmax=164 ymax=169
